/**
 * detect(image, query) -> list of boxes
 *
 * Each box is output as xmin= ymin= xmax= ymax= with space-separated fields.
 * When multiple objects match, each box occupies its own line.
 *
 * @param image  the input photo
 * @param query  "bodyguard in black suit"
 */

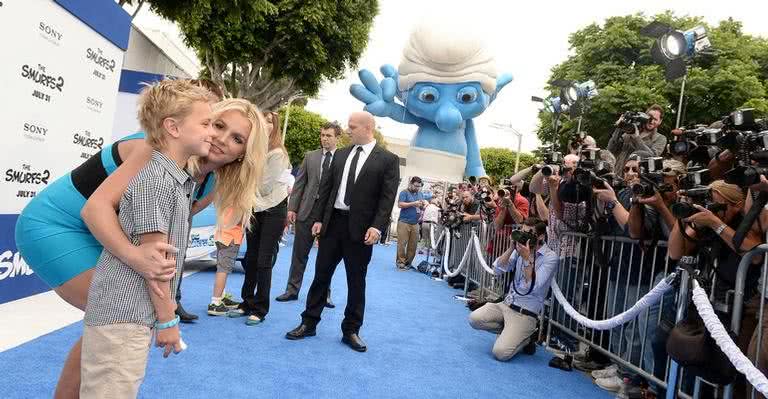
xmin=286 ymin=111 xmax=400 ymax=352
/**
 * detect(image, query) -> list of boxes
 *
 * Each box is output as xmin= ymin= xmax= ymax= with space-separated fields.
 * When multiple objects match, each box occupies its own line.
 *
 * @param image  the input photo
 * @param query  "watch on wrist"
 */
xmin=605 ymin=200 xmax=616 ymax=211
xmin=714 ymin=224 xmax=727 ymax=236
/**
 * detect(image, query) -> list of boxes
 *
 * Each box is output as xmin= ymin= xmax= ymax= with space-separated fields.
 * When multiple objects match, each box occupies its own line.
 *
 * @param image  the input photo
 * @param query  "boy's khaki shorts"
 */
xmin=81 ymin=323 xmax=152 ymax=399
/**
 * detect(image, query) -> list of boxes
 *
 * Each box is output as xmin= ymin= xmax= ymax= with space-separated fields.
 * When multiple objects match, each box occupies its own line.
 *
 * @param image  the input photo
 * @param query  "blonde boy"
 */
xmin=80 ymin=80 xmax=215 ymax=398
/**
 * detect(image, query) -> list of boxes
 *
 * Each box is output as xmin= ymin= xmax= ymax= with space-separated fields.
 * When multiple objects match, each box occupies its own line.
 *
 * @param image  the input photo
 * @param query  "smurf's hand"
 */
xmin=350 ymin=65 xmax=415 ymax=123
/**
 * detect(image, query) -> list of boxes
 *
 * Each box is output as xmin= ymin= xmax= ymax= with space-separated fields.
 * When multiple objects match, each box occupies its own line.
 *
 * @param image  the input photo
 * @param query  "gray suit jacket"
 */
xmin=288 ymin=148 xmax=330 ymax=222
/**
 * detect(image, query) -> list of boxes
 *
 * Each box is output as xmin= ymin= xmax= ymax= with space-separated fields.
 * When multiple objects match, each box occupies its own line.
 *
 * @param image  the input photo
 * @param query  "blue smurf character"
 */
xmin=350 ymin=23 xmax=512 ymax=178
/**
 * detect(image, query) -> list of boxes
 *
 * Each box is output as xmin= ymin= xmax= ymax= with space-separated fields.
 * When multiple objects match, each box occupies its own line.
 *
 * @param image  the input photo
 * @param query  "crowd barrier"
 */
xmin=430 ymin=222 xmax=768 ymax=399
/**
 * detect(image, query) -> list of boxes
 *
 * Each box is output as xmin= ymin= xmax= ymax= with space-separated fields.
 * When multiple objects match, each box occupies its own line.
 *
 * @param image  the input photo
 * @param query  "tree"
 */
xmin=134 ymin=0 xmax=378 ymax=111
xmin=479 ymin=148 xmax=537 ymax=184
xmin=536 ymin=13 xmax=768 ymax=150
xmin=337 ymin=129 xmax=388 ymax=149
xmin=278 ymin=105 xmax=326 ymax=167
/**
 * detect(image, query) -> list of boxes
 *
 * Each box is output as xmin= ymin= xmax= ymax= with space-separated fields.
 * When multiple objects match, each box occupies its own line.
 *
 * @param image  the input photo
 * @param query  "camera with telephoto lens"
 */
xmin=669 ymin=126 xmax=723 ymax=165
xmin=539 ymin=146 xmax=564 ymax=177
xmin=474 ymin=186 xmax=494 ymax=203
xmin=679 ymin=167 xmax=713 ymax=191
xmin=631 ymin=157 xmax=673 ymax=198
xmin=573 ymin=148 xmax=612 ymax=189
xmin=511 ymin=229 xmax=537 ymax=246
xmin=670 ymin=187 xmax=727 ymax=219
xmin=497 ymin=178 xmax=518 ymax=199
xmin=618 ymin=111 xmax=651 ymax=131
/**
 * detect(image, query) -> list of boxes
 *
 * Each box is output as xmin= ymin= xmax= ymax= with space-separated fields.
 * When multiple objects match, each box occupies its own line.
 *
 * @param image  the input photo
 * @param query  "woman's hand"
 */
xmin=129 ymin=242 xmax=178 ymax=297
xmin=683 ymin=205 xmax=723 ymax=229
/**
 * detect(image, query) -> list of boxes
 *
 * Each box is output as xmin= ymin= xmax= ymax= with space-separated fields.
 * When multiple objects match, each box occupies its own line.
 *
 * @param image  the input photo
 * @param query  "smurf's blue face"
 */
xmin=404 ymin=82 xmax=491 ymax=132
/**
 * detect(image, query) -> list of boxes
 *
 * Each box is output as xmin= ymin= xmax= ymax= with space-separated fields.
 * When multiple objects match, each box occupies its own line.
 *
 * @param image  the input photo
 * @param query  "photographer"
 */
xmin=468 ymin=217 xmax=558 ymax=361
xmin=608 ymin=105 xmax=667 ymax=177
xmin=627 ymin=159 xmax=687 ymax=239
xmin=460 ymin=190 xmax=482 ymax=225
xmin=494 ymin=182 xmax=529 ymax=228
xmin=570 ymin=133 xmax=617 ymax=169
xmin=668 ymin=180 xmax=766 ymax=397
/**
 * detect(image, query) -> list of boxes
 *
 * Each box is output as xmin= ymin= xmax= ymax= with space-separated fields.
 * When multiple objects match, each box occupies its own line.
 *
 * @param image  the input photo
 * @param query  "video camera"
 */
xmin=678 ymin=167 xmax=713 ymax=191
xmin=618 ymin=111 xmax=651 ymax=132
xmin=716 ymin=109 xmax=768 ymax=187
xmin=631 ymin=157 xmax=674 ymax=198
xmin=668 ymin=126 xmax=723 ymax=165
xmin=573 ymin=148 xmax=614 ymax=189
xmin=670 ymin=187 xmax=726 ymax=219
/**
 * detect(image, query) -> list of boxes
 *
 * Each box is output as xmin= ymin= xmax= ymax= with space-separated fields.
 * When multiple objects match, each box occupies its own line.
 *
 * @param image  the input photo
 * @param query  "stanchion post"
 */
xmin=666 ymin=257 xmax=694 ymax=399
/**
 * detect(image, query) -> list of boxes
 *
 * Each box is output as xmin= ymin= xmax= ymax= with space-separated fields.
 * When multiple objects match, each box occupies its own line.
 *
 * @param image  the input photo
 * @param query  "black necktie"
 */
xmin=344 ymin=146 xmax=363 ymax=206
xmin=321 ymin=151 xmax=331 ymax=180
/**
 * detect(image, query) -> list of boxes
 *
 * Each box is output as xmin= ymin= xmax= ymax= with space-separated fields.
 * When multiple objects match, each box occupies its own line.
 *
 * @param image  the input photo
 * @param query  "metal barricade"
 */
xmin=727 ymin=244 xmax=768 ymax=399
xmin=545 ymin=232 xmax=680 ymax=394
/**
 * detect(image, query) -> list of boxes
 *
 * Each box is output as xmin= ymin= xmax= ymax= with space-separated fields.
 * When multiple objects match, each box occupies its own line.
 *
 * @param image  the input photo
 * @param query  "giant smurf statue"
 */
xmin=350 ymin=22 xmax=512 ymax=181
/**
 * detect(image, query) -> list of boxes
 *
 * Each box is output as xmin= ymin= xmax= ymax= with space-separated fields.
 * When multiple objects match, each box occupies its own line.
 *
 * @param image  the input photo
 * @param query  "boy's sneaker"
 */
xmin=227 ymin=308 xmax=246 ymax=318
xmin=594 ymin=375 xmax=624 ymax=392
xmin=207 ymin=303 xmax=228 ymax=316
xmin=222 ymin=293 xmax=241 ymax=309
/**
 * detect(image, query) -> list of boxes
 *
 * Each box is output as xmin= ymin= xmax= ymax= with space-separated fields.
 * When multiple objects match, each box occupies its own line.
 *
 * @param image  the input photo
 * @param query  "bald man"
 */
xmin=286 ymin=112 xmax=400 ymax=352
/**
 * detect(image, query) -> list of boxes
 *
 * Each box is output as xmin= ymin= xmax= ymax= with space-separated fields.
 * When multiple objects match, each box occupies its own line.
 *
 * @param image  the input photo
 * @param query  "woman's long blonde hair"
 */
xmin=211 ymin=99 xmax=269 ymax=231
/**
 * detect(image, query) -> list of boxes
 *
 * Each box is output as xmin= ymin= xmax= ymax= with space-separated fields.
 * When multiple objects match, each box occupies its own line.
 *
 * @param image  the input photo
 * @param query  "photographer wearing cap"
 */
xmin=468 ymin=217 xmax=557 ymax=361
xmin=608 ymin=105 xmax=667 ymax=177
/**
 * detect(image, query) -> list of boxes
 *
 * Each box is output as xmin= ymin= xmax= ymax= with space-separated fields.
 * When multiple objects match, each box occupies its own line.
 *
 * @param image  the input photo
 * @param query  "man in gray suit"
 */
xmin=276 ymin=122 xmax=341 ymax=305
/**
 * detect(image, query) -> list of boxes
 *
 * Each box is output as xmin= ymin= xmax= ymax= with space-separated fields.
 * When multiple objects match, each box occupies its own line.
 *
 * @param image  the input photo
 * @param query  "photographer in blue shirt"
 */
xmin=469 ymin=217 xmax=559 ymax=361
xmin=396 ymin=176 xmax=428 ymax=270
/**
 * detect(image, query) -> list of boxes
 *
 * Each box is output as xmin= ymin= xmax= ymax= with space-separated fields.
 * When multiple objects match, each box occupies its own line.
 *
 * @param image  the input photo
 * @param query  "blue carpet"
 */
xmin=0 ymin=234 xmax=611 ymax=399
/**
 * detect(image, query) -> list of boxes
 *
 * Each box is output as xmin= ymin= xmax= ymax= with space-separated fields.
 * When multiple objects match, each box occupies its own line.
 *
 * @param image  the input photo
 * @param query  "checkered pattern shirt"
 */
xmin=85 ymin=151 xmax=195 ymax=327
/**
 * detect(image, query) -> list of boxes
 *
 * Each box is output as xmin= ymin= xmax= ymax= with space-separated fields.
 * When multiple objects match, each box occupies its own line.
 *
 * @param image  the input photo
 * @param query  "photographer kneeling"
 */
xmin=468 ymin=217 xmax=558 ymax=361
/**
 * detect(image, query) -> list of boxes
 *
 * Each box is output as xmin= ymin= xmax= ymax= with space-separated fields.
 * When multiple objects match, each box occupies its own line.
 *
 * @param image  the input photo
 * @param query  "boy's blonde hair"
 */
xmin=209 ymin=99 xmax=269 ymax=231
xmin=137 ymin=79 xmax=217 ymax=149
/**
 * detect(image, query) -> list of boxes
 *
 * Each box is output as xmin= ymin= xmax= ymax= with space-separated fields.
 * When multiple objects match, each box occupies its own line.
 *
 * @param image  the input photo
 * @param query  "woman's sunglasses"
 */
xmin=624 ymin=166 xmax=639 ymax=173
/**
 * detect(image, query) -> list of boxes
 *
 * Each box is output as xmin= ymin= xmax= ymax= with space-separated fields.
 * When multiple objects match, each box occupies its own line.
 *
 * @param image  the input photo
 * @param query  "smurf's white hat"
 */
xmin=398 ymin=23 xmax=498 ymax=95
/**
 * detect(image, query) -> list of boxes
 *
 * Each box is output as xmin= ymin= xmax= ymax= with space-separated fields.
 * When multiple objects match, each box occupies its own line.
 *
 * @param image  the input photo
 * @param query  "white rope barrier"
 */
xmin=691 ymin=279 xmax=768 ymax=396
xmin=471 ymin=232 xmax=496 ymax=275
xmin=443 ymin=234 xmax=473 ymax=278
xmin=550 ymin=274 xmax=676 ymax=330
xmin=429 ymin=223 xmax=445 ymax=250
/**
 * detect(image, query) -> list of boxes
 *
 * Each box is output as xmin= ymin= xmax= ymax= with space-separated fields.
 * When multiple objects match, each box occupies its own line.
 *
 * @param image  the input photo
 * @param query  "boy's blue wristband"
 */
xmin=155 ymin=315 xmax=180 ymax=330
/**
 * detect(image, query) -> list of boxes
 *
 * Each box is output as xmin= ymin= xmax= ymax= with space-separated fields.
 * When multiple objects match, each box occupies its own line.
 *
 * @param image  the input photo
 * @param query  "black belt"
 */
xmin=509 ymin=303 xmax=538 ymax=319
xmin=333 ymin=208 xmax=350 ymax=217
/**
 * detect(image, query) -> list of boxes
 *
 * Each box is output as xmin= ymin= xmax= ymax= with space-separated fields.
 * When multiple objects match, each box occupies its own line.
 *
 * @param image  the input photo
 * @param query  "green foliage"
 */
xmin=337 ymin=129 xmax=388 ymax=149
xmin=537 ymin=13 xmax=768 ymax=149
xmin=479 ymin=148 xmax=537 ymax=183
xmin=278 ymin=106 xmax=388 ymax=167
xmin=278 ymin=106 xmax=325 ymax=166
xmin=142 ymin=0 xmax=378 ymax=110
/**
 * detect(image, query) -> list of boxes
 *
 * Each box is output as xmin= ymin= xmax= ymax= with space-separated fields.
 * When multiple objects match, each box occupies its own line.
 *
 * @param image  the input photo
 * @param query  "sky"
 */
xmin=131 ymin=0 xmax=768 ymax=153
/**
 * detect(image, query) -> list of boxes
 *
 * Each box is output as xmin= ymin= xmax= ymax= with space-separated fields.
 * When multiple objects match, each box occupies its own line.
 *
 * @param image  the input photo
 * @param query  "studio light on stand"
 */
xmin=532 ymin=95 xmax=569 ymax=153
xmin=641 ymin=21 xmax=712 ymax=128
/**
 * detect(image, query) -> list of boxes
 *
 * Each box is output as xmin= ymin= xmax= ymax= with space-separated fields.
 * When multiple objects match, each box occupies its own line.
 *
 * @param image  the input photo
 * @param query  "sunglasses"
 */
xmin=623 ymin=166 xmax=639 ymax=173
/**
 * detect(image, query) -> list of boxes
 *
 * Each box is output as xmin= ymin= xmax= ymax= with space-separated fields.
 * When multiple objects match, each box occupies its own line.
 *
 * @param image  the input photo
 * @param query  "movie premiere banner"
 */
xmin=0 ymin=0 xmax=130 ymax=303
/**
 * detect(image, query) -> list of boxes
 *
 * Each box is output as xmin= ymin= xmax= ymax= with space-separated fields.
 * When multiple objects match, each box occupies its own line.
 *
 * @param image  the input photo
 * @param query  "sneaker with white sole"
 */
xmin=221 ymin=293 xmax=240 ymax=309
xmin=591 ymin=364 xmax=619 ymax=379
xmin=594 ymin=375 xmax=624 ymax=392
xmin=207 ymin=303 xmax=228 ymax=316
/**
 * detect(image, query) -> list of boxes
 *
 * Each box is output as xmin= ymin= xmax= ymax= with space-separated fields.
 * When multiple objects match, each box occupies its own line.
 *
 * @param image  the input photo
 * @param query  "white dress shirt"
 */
xmin=319 ymin=148 xmax=336 ymax=182
xmin=334 ymin=140 xmax=376 ymax=211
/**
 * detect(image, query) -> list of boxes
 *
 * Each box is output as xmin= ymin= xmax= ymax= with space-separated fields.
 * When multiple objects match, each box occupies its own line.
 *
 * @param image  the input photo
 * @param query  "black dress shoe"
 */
xmin=276 ymin=293 xmax=298 ymax=302
xmin=325 ymin=299 xmax=335 ymax=309
xmin=175 ymin=303 xmax=198 ymax=323
xmin=341 ymin=333 xmax=367 ymax=352
xmin=285 ymin=324 xmax=316 ymax=340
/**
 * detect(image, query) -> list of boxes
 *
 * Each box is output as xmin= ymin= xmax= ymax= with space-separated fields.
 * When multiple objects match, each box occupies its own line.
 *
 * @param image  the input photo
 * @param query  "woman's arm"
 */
xmin=192 ymin=193 xmax=214 ymax=215
xmin=81 ymin=141 xmax=176 ymax=283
